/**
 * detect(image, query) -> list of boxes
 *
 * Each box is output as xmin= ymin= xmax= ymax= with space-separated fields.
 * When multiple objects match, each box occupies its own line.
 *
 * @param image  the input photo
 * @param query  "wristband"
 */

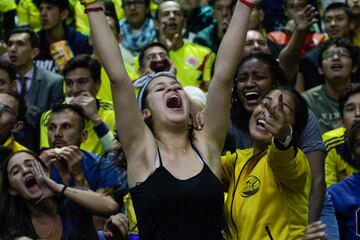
xmin=80 ymin=0 xmax=97 ymax=6
xmin=239 ymin=0 xmax=257 ymax=8
xmin=60 ymin=185 xmax=68 ymax=198
xmin=84 ymin=6 xmax=104 ymax=14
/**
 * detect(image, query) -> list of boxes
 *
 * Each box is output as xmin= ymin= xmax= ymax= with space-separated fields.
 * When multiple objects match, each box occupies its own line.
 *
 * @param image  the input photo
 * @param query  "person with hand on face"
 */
xmin=194 ymin=0 xmax=237 ymax=53
xmin=40 ymin=54 xmax=116 ymax=155
xmin=84 ymin=0 xmax=259 ymax=238
xmin=40 ymin=104 xmax=124 ymax=202
xmin=0 ymin=150 xmax=123 ymax=239
xmin=222 ymin=88 xmax=311 ymax=239
xmin=155 ymin=0 xmax=216 ymax=91
xmin=138 ymin=42 xmax=176 ymax=76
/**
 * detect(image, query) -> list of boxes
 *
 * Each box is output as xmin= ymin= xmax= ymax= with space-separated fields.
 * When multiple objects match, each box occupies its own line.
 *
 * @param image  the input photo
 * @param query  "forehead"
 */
xmin=49 ymin=109 xmax=81 ymax=124
xmin=325 ymin=8 xmax=348 ymax=18
xmin=9 ymin=32 xmax=31 ymax=43
xmin=145 ymin=46 xmax=167 ymax=56
xmin=7 ymin=152 xmax=35 ymax=170
xmin=287 ymin=0 xmax=307 ymax=5
xmin=239 ymin=58 xmax=269 ymax=72
xmin=324 ymin=45 xmax=348 ymax=52
xmin=65 ymin=68 xmax=92 ymax=80
xmin=0 ymin=93 xmax=18 ymax=109
xmin=159 ymin=1 xmax=182 ymax=13
xmin=246 ymin=30 xmax=266 ymax=41
xmin=214 ymin=0 xmax=233 ymax=7
xmin=345 ymin=92 xmax=360 ymax=105
xmin=147 ymin=76 xmax=180 ymax=89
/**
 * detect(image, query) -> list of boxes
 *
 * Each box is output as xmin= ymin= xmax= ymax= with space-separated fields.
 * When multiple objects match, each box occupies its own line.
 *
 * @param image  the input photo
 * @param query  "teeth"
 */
xmin=245 ymin=92 xmax=259 ymax=97
xmin=258 ymin=119 xmax=265 ymax=125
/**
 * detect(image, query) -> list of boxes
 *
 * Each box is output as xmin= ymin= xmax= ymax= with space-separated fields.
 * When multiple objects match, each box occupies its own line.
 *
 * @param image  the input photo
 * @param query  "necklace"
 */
xmin=33 ymin=209 xmax=57 ymax=240
xmin=156 ymin=139 xmax=191 ymax=154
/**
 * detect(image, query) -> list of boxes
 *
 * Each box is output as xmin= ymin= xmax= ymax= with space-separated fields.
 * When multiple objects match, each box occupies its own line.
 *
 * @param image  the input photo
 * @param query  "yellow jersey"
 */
xmin=16 ymin=0 xmax=41 ymax=31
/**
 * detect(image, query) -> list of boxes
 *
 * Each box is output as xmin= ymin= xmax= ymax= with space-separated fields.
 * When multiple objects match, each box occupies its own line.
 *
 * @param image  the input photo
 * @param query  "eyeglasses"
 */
xmin=0 ymin=103 xmax=16 ymax=117
xmin=323 ymin=49 xmax=350 ymax=60
xmin=123 ymin=0 xmax=145 ymax=8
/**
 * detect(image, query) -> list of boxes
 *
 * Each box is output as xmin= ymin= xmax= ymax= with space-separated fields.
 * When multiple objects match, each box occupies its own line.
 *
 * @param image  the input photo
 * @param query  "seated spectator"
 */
xmin=16 ymin=0 xmax=42 ymax=31
xmin=178 ymin=0 xmax=214 ymax=39
xmin=40 ymin=55 xmax=116 ymax=155
xmin=268 ymin=0 xmax=324 ymax=58
xmin=156 ymin=1 xmax=216 ymax=91
xmin=0 ymin=150 xmax=118 ymax=239
xmin=33 ymin=0 xmax=93 ymax=73
xmin=120 ymin=0 xmax=156 ymax=57
xmin=297 ymin=2 xmax=360 ymax=92
xmin=328 ymin=120 xmax=360 ymax=239
xmin=7 ymin=27 xmax=64 ymax=151
xmin=40 ymin=104 xmax=126 ymax=202
xmin=302 ymin=38 xmax=358 ymax=134
xmin=322 ymin=83 xmax=360 ymax=187
xmin=0 ymin=89 xmax=27 ymax=153
xmin=194 ymin=0 xmax=236 ymax=53
xmin=0 ymin=60 xmax=16 ymax=90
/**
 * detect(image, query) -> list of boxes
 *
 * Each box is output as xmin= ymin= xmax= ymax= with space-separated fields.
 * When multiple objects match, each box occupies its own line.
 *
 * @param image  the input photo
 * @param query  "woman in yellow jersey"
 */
xmin=222 ymin=87 xmax=312 ymax=240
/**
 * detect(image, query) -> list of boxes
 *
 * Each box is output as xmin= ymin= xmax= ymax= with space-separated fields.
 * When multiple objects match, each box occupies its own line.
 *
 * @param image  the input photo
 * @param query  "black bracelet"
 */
xmin=60 ymin=185 xmax=68 ymax=198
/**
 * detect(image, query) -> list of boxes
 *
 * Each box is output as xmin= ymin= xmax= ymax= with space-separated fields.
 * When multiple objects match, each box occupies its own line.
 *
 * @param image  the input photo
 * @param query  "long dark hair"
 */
xmin=0 ymin=150 xmax=42 ymax=238
xmin=230 ymin=53 xmax=289 ymax=128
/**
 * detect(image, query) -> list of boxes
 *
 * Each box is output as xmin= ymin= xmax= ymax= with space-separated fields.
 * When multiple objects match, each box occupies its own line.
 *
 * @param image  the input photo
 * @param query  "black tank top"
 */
xmin=130 ymin=146 xmax=224 ymax=240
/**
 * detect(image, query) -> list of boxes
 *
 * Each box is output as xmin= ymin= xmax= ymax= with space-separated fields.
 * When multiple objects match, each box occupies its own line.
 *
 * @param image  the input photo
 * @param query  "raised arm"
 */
xmin=84 ymin=2 xmax=149 ymax=152
xmin=279 ymin=5 xmax=318 ymax=84
xmin=202 ymin=0 xmax=261 ymax=150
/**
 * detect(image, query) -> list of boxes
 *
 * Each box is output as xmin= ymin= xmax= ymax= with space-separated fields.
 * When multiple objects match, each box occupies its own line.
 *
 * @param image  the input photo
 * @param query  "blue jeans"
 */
xmin=320 ymin=190 xmax=339 ymax=240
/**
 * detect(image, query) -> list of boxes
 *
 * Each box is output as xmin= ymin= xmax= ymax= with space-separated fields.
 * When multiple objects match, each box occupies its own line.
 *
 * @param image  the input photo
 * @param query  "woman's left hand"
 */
xmin=262 ymin=94 xmax=292 ymax=141
xmin=32 ymin=160 xmax=62 ymax=204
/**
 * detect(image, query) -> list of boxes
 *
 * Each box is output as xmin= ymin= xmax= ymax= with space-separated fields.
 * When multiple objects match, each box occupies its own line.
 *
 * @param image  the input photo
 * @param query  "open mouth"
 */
xmin=256 ymin=118 xmax=266 ymax=128
xmin=244 ymin=91 xmax=261 ymax=101
xmin=330 ymin=64 xmax=343 ymax=70
xmin=24 ymin=176 xmax=38 ymax=189
xmin=166 ymin=95 xmax=182 ymax=109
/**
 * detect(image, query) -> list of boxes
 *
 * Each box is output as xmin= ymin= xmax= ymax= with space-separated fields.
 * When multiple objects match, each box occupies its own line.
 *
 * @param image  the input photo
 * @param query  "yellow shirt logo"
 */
xmin=241 ymin=175 xmax=261 ymax=197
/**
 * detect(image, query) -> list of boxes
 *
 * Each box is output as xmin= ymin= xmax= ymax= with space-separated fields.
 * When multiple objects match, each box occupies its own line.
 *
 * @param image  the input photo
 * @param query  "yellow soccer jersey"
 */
xmin=0 ymin=0 xmax=16 ymax=13
xmin=40 ymin=99 xmax=116 ymax=155
xmin=323 ymin=127 xmax=359 ymax=187
xmin=72 ymin=0 xmax=124 ymax=35
xmin=16 ymin=0 xmax=41 ymax=30
xmin=222 ymin=142 xmax=311 ymax=240
xmin=97 ymin=63 xmax=139 ymax=102
xmin=169 ymin=41 xmax=215 ymax=89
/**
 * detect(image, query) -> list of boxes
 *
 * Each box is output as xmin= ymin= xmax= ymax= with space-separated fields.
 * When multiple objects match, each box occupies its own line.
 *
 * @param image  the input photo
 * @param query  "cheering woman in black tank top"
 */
xmin=84 ymin=0 xmax=262 ymax=239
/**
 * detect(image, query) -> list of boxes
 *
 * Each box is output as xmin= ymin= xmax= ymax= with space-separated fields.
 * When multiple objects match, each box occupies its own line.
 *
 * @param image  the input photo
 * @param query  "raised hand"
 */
xmin=262 ymin=94 xmax=292 ymax=142
xmin=39 ymin=149 xmax=60 ymax=172
xmin=103 ymin=213 xmax=129 ymax=240
xmin=58 ymin=146 xmax=85 ymax=186
xmin=70 ymin=91 xmax=100 ymax=124
xmin=31 ymin=160 xmax=62 ymax=204
xmin=158 ymin=22 xmax=181 ymax=51
xmin=293 ymin=4 xmax=318 ymax=33
xmin=302 ymin=221 xmax=328 ymax=240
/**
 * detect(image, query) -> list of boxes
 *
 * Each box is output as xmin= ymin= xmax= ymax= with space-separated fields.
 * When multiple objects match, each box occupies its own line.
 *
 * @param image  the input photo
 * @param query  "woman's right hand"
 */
xmin=302 ymin=221 xmax=328 ymax=240
xmin=32 ymin=160 xmax=63 ymax=204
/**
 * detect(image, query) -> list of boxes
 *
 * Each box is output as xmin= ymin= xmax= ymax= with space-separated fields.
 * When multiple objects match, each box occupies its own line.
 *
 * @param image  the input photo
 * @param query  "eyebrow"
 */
xmin=9 ymin=159 xmax=33 ymax=174
xmin=263 ymin=96 xmax=294 ymax=112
